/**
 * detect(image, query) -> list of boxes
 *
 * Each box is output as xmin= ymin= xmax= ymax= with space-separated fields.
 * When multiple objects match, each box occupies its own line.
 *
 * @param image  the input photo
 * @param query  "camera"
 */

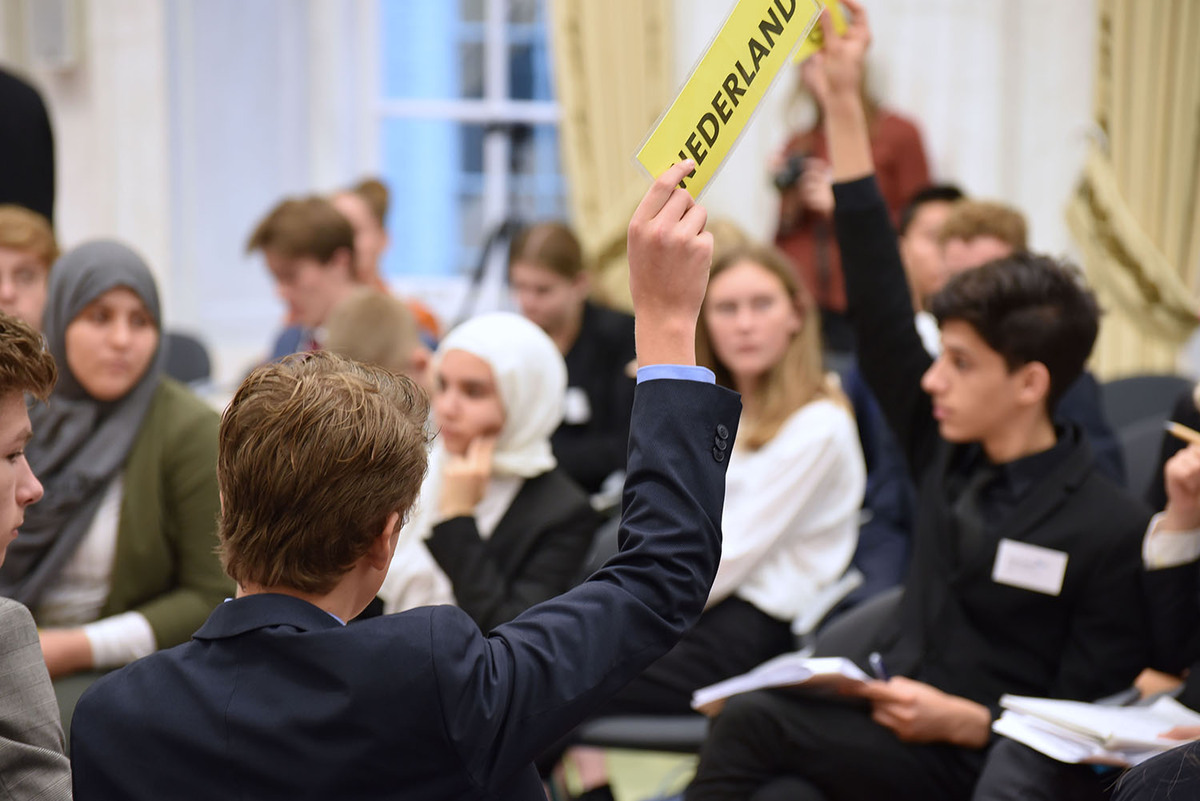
xmin=773 ymin=152 xmax=810 ymax=191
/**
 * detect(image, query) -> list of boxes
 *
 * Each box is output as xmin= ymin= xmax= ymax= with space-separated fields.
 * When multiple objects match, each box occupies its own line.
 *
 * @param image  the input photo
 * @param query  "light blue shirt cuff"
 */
xmin=636 ymin=364 xmax=715 ymax=384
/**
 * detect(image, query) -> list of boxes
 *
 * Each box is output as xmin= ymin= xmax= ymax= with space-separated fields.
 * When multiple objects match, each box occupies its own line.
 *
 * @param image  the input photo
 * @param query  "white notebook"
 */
xmin=691 ymin=654 xmax=869 ymax=716
xmin=993 ymin=695 xmax=1200 ymax=767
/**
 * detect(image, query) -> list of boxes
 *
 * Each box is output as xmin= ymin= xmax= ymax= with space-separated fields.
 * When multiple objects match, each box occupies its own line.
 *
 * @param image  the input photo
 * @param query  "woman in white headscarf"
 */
xmin=380 ymin=312 xmax=598 ymax=631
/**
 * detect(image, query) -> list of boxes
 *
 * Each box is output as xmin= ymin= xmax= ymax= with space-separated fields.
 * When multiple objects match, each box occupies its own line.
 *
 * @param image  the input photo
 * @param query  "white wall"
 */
xmin=1 ymin=0 xmax=174 ymax=299
xmin=677 ymin=0 xmax=1097 ymax=258
xmin=0 ymin=0 xmax=374 ymax=389
xmin=7 ymin=0 xmax=1165 ymax=387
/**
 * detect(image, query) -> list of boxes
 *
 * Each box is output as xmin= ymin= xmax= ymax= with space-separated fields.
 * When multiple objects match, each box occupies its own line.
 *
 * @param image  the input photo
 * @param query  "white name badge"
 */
xmin=563 ymin=387 xmax=592 ymax=425
xmin=991 ymin=539 xmax=1068 ymax=597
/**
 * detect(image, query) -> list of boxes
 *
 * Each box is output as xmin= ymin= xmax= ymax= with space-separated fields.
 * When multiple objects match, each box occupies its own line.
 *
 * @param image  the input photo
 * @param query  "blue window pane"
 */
xmin=380 ymin=119 xmax=486 ymax=278
xmin=380 ymin=1 xmax=484 ymax=99
xmin=507 ymin=1 xmax=552 ymax=100
xmin=507 ymin=0 xmax=539 ymax=24
xmin=510 ymin=124 xmax=567 ymax=221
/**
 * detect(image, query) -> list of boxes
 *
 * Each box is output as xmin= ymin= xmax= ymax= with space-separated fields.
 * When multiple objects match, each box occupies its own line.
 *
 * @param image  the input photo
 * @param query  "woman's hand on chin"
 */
xmin=438 ymin=436 xmax=496 ymax=520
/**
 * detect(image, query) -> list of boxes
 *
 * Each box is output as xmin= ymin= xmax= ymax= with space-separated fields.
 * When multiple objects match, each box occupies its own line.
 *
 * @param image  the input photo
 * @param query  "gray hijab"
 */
xmin=0 ymin=240 xmax=164 ymax=607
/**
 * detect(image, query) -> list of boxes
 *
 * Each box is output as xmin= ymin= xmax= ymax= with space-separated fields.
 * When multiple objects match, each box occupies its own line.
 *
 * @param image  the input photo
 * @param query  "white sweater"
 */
xmin=709 ymin=398 xmax=866 ymax=624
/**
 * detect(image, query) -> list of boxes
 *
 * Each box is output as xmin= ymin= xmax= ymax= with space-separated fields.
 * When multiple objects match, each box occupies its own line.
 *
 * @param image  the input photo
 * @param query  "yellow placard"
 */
xmin=635 ymin=0 xmax=823 ymax=198
xmin=793 ymin=1 xmax=848 ymax=63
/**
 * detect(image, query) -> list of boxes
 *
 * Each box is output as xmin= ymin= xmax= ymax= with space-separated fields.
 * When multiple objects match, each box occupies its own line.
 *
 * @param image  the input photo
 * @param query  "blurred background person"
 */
xmin=325 ymin=286 xmax=432 ymax=395
xmin=508 ymin=222 xmax=636 ymax=497
xmin=330 ymin=178 xmax=391 ymax=293
xmin=935 ymin=198 xmax=1125 ymax=485
xmin=0 ymin=241 xmax=230 ymax=738
xmin=247 ymin=196 xmax=360 ymax=360
xmin=379 ymin=311 xmax=597 ymax=632
xmin=331 ymin=176 xmax=441 ymax=347
xmin=0 ymin=204 xmax=57 ymax=331
xmin=0 ymin=310 xmax=71 ymax=800
xmin=773 ymin=59 xmax=929 ymax=356
xmin=561 ymin=241 xmax=866 ymax=801
xmin=895 ymin=184 xmax=966 ymax=353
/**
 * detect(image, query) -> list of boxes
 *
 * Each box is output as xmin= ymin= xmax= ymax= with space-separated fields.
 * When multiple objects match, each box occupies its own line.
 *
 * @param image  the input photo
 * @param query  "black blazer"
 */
xmin=552 ymin=302 xmax=637 ymax=493
xmin=70 ymin=378 xmax=740 ymax=801
xmin=426 ymin=468 xmax=599 ymax=631
xmin=835 ymin=177 xmax=1152 ymax=712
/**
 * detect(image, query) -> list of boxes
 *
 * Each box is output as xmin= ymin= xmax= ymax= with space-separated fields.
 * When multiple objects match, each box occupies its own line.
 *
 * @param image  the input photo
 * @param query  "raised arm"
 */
xmin=431 ymin=162 xmax=743 ymax=788
xmin=812 ymin=2 xmax=942 ymax=478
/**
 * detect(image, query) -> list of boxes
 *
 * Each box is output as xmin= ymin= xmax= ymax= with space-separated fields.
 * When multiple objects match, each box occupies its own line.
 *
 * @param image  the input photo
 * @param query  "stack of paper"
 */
xmin=993 ymin=695 xmax=1200 ymax=767
xmin=691 ymin=654 xmax=869 ymax=716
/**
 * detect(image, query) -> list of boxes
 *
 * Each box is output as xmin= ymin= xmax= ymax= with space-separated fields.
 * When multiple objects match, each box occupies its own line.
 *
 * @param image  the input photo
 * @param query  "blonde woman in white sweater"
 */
xmin=557 ymin=242 xmax=866 ymax=801
xmin=602 ymin=241 xmax=866 ymax=717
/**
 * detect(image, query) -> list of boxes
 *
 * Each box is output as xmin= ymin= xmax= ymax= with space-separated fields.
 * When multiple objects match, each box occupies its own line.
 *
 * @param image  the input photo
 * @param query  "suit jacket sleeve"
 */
xmin=429 ymin=378 xmax=739 ymax=791
xmin=1143 ymin=558 xmax=1200 ymax=677
xmin=425 ymin=491 xmax=598 ymax=631
xmin=0 ymin=599 xmax=72 ymax=801
xmin=834 ymin=176 xmax=941 ymax=481
xmin=1049 ymin=514 xmax=1152 ymax=701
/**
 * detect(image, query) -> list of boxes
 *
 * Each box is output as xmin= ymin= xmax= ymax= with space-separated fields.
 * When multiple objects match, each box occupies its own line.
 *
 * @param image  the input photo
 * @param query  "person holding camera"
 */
xmin=773 ymin=58 xmax=929 ymax=355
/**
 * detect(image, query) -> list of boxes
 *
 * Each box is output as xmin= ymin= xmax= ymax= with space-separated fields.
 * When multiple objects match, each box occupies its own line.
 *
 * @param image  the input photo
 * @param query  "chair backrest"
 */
xmin=1120 ymin=415 xmax=1173 ymax=501
xmin=164 ymin=330 xmax=213 ymax=387
xmin=1100 ymin=374 xmax=1192 ymax=431
xmin=811 ymin=585 xmax=902 ymax=664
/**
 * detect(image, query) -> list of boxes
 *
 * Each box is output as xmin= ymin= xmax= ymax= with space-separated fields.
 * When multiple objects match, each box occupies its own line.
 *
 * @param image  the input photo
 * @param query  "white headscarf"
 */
xmin=379 ymin=312 xmax=568 ymax=612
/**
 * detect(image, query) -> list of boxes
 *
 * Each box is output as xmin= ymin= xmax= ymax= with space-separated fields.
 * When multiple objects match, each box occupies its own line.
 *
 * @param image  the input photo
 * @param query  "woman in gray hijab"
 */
xmin=0 ymin=240 xmax=229 ymax=729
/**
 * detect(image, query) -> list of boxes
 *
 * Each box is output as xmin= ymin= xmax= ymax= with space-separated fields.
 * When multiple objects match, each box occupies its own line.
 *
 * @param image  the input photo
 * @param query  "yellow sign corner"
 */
xmin=635 ymin=0 xmax=823 ymax=199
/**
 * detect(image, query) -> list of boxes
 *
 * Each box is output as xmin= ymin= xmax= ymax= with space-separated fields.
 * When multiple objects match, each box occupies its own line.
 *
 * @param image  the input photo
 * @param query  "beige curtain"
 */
xmin=548 ymin=0 xmax=674 ymax=310
xmin=1066 ymin=0 xmax=1200 ymax=378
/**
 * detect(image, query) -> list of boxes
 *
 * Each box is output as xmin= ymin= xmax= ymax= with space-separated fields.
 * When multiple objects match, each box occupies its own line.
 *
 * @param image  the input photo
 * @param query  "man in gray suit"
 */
xmin=0 ymin=310 xmax=70 ymax=800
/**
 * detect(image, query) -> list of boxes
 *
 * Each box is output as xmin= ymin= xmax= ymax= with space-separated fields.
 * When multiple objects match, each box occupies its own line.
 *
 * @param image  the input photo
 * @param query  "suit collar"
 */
xmin=988 ymin=423 xmax=1093 ymax=542
xmin=941 ymin=424 xmax=1095 ymax=579
xmin=193 ymin=593 xmax=344 ymax=640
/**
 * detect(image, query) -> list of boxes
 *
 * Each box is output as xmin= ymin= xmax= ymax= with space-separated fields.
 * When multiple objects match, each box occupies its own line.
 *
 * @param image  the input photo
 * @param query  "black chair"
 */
xmin=1100 ymin=374 xmax=1192 ymax=432
xmin=163 ymin=330 xmax=213 ymax=387
xmin=1120 ymin=416 xmax=1175 ymax=501
xmin=569 ymin=585 xmax=904 ymax=754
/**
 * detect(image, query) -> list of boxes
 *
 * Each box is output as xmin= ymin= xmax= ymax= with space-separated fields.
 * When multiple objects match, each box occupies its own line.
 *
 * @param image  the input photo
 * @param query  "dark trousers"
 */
xmin=972 ymin=738 xmax=1115 ymax=801
xmin=594 ymin=596 xmax=794 ymax=717
xmin=685 ymin=689 xmax=986 ymax=801
xmin=537 ymin=597 xmax=793 ymax=775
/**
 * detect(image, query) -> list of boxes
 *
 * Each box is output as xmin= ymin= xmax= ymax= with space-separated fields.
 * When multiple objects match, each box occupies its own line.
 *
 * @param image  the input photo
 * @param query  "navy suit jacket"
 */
xmin=70 ymin=378 xmax=740 ymax=801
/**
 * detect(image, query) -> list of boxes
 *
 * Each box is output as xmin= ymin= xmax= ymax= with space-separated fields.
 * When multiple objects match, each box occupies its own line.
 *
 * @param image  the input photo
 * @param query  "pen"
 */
xmin=1165 ymin=421 xmax=1200 ymax=447
xmin=868 ymin=651 xmax=889 ymax=681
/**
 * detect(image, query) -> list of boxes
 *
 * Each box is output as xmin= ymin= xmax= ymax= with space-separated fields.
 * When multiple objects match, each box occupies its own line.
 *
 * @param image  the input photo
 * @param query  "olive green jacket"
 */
xmin=98 ymin=377 xmax=231 ymax=649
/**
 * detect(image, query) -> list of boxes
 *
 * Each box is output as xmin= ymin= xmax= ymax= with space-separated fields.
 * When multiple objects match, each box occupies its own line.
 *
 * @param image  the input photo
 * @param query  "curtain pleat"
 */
xmin=1067 ymin=0 xmax=1200 ymax=378
xmin=548 ymin=0 xmax=673 ymax=309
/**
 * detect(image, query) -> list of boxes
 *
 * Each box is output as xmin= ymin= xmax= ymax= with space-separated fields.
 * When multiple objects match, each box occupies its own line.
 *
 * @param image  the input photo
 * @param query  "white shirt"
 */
xmin=709 ymin=398 xmax=866 ymax=625
xmin=915 ymin=310 xmax=941 ymax=357
xmin=34 ymin=478 xmax=157 ymax=669
xmin=1143 ymin=513 xmax=1200 ymax=569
